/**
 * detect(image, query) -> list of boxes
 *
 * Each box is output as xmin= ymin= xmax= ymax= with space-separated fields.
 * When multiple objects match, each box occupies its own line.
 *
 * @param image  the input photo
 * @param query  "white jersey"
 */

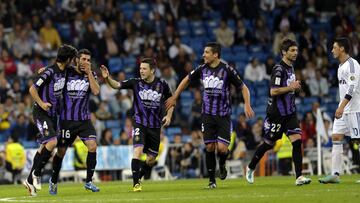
xmin=338 ymin=57 xmax=360 ymax=113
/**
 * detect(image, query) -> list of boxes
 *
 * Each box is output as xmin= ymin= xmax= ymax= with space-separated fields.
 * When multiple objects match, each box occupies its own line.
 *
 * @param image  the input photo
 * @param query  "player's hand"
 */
xmin=40 ymin=102 xmax=52 ymax=111
xmin=100 ymin=65 xmax=109 ymax=79
xmin=37 ymin=67 xmax=46 ymax=74
xmin=165 ymin=96 xmax=176 ymax=111
xmin=335 ymin=107 xmax=344 ymax=119
xmin=80 ymin=61 xmax=92 ymax=75
xmin=244 ymin=103 xmax=255 ymax=119
xmin=162 ymin=115 xmax=172 ymax=127
xmin=289 ymin=80 xmax=301 ymax=91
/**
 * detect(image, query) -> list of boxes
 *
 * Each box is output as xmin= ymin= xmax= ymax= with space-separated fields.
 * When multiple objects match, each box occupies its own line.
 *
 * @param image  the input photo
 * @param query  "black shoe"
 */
xmin=219 ymin=165 xmax=227 ymax=180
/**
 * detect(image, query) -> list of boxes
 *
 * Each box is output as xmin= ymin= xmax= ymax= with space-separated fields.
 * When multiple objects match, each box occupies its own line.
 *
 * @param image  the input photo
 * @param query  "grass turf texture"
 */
xmin=0 ymin=175 xmax=359 ymax=202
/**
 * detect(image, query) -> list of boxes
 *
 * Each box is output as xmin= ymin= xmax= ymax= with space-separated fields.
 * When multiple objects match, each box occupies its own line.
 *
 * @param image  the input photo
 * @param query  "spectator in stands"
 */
xmin=190 ymin=89 xmax=202 ymax=131
xmin=307 ymin=70 xmax=329 ymax=97
xmin=10 ymin=114 xmax=28 ymax=142
xmin=161 ymin=65 xmax=177 ymax=93
xmin=39 ymin=19 xmax=62 ymax=50
xmin=73 ymin=137 xmax=88 ymax=170
xmin=98 ymin=28 xmax=120 ymax=64
xmin=5 ymin=135 xmax=25 ymax=184
xmin=298 ymin=27 xmax=315 ymax=52
xmin=100 ymin=128 xmax=113 ymax=146
xmin=273 ymin=134 xmax=293 ymax=175
xmin=12 ymin=31 xmax=33 ymax=59
xmin=95 ymin=101 xmax=113 ymax=120
xmin=119 ymin=130 xmax=130 ymax=145
xmin=123 ymin=32 xmax=144 ymax=56
xmin=213 ymin=19 xmax=234 ymax=47
xmin=244 ymin=57 xmax=267 ymax=82
xmin=260 ymin=0 xmax=275 ymax=12
xmin=165 ymin=0 xmax=185 ymax=20
xmin=180 ymin=142 xmax=200 ymax=178
xmin=0 ymin=49 xmax=17 ymax=77
xmin=17 ymin=55 xmax=32 ymax=79
xmin=302 ymin=61 xmax=316 ymax=80
xmin=272 ymin=22 xmax=296 ymax=56
xmin=92 ymin=13 xmax=107 ymax=38
xmin=234 ymin=19 xmax=252 ymax=46
xmin=254 ymin=17 xmax=271 ymax=44
xmin=301 ymin=112 xmax=316 ymax=147
xmin=168 ymin=36 xmax=193 ymax=59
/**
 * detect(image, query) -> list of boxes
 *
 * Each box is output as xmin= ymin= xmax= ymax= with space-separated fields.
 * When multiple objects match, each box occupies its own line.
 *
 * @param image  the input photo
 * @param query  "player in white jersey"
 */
xmin=319 ymin=37 xmax=360 ymax=184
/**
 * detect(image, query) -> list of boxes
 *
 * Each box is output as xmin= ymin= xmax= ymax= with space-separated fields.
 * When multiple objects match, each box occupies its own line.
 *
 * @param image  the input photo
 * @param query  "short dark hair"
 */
xmin=334 ymin=37 xmax=351 ymax=54
xmin=141 ymin=58 xmax=156 ymax=69
xmin=56 ymin=44 xmax=78 ymax=63
xmin=205 ymin=42 xmax=221 ymax=58
xmin=280 ymin=39 xmax=298 ymax=55
xmin=77 ymin=49 xmax=91 ymax=58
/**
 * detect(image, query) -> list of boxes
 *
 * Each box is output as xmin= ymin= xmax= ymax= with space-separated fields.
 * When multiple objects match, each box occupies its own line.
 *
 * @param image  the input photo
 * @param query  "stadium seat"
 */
xmin=111 ymin=128 xmax=122 ymax=140
xmin=105 ymin=120 xmax=121 ymax=129
xmin=166 ymin=127 xmax=182 ymax=136
xmin=108 ymin=57 xmax=123 ymax=73
xmin=123 ymin=56 xmax=136 ymax=68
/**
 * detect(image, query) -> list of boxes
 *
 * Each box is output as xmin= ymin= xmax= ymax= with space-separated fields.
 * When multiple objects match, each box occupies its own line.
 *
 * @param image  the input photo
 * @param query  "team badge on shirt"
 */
xmin=350 ymin=76 xmax=355 ymax=81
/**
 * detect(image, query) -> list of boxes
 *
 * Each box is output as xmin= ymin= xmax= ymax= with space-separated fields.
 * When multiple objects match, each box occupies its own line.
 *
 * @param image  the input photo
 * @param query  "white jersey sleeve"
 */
xmin=338 ymin=58 xmax=360 ymax=113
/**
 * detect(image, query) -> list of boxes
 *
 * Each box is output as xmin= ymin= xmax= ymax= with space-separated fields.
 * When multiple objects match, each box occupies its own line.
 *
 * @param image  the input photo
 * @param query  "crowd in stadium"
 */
xmin=0 ymin=0 xmax=360 ymax=181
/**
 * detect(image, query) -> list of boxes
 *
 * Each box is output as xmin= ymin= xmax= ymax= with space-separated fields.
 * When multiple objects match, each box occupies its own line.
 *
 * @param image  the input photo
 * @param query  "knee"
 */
xmin=206 ymin=143 xmax=216 ymax=152
xmin=46 ymin=139 xmax=57 ymax=150
xmin=57 ymin=148 xmax=67 ymax=158
xmin=87 ymin=141 xmax=97 ymax=153
xmin=217 ymin=145 xmax=229 ymax=154
xmin=332 ymin=134 xmax=344 ymax=142
xmin=146 ymin=156 xmax=156 ymax=166
xmin=133 ymin=147 xmax=143 ymax=159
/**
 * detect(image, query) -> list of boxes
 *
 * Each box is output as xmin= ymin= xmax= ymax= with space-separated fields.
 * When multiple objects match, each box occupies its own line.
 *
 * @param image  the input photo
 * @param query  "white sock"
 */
xmin=331 ymin=141 xmax=343 ymax=175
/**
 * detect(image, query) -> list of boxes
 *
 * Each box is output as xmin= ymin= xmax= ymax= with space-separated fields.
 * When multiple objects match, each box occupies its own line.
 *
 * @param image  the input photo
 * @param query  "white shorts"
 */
xmin=332 ymin=112 xmax=360 ymax=139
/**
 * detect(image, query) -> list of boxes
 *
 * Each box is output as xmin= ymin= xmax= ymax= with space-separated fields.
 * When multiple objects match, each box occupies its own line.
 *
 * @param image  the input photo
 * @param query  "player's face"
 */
xmin=78 ymin=54 xmax=91 ymax=67
xmin=139 ymin=63 xmax=154 ymax=80
xmin=202 ymin=47 xmax=217 ymax=64
xmin=284 ymin=46 xmax=298 ymax=62
xmin=332 ymin=42 xmax=341 ymax=59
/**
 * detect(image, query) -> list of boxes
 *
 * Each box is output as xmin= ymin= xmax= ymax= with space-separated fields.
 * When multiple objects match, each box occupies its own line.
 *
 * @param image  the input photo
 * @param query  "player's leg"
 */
xmin=139 ymin=128 xmax=160 ymax=180
xmin=32 ymin=118 xmax=59 ymax=190
xmin=23 ymin=144 xmax=43 ymax=196
xmin=287 ymin=115 xmax=311 ymax=185
xmin=84 ymin=139 xmax=100 ymax=192
xmin=202 ymin=115 xmax=217 ymax=188
xmin=216 ymin=116 xmax=231 ymax=180
xmin=319 ymin=116 xmax=348 ymax=184
xmin=132 ymin=124 xmax=145 ymax=191
xmin=49 ymin=147 xmax=67 ymax=195
xmin=246 ymin=117 xmax=277 ymax=183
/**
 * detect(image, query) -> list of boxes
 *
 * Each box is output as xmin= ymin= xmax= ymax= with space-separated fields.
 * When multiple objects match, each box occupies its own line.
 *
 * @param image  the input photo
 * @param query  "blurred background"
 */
xmin=0 ymin=0 xmax=359 ymax=184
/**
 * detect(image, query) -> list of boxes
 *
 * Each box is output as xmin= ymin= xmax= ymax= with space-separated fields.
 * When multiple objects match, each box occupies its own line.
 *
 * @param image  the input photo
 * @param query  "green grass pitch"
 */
xmin=0 ymin=175 xmax=359 ymax=202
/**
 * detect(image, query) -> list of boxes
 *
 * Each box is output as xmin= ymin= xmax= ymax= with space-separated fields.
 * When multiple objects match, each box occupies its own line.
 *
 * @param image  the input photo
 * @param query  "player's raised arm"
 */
xmin=83 ymin=61 xmax=100 ymax=95
xmin=100 ymin=65 xmax=121 ymax=89
xmin=165 ymin=75 xmax=190 ymax=111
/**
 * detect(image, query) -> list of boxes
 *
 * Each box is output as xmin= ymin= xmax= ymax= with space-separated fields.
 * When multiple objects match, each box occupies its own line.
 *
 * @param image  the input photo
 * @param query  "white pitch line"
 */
xmin=0 ymin=192 xmax=318 ymax=203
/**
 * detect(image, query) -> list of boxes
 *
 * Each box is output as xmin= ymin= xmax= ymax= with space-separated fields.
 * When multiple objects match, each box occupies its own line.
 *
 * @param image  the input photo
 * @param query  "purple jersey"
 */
xmin=60 ymin=67 xmax=97 ymax=121
xmin=121 ymin=77 xmax=172 ymax=128
xmin=32 ymin=64 xmax=66 ymax=117
xmin=266 ymin=60 xmax=297 ymax=117
xmin=188 ymin=60 xmax=244 ymax=116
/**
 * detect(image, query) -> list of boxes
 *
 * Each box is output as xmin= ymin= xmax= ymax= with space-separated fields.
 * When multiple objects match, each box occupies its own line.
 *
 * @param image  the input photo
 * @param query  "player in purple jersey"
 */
xmin=24 ymin=44 xmax=78 ymax=196
xmin=245 ymin=39 xmax=311 ymax=186
xmin=47 ymin=49 xmax=100 ymax=195
xmin=100 ymin=58 xmax=174 ymax=192
xmin=165 ymin=42 xmax=254 ymax=189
